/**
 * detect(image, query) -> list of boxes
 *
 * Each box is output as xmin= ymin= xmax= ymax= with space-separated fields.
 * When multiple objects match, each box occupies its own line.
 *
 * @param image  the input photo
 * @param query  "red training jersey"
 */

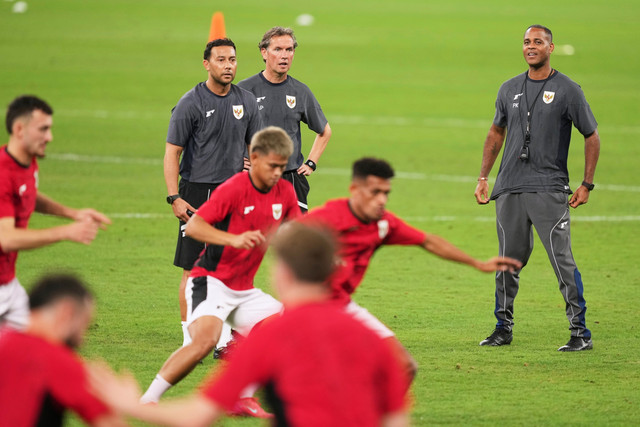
xmin=201 ymin=302 xmax=407 ymax=426
xmin=0 ymin=327 xmax=111 ymax=426
xmin=190 ymin=172 xmax=299 ymax=290
xmin=0 ymin=146 xmax=38 ymax=284
xmin=305 ymin=198 xmax=426 ymax=304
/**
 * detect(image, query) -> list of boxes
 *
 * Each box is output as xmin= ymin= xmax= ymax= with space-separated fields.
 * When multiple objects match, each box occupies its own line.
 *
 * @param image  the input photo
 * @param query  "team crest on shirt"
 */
xmin=543 ymin=91 xmax=555 ymax=104
xmin=286 ymin=95 xmax=296 ymax=109
xmin=232 ymin=105 xmax=244 ymax=119
xmin=272 ymin=204 xmax=283 ymax=220
xmin=377 ymin=219 xmax=389 ymax=239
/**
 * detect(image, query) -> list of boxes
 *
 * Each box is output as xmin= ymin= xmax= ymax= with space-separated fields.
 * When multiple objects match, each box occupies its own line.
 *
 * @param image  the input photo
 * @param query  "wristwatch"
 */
xmin=304 ymin=159 xmax=317 ymax=171
xmin=166 ymin=194 xmax=181 ymax=205
xmin=581 ymin=181 xmax=595 ymax=191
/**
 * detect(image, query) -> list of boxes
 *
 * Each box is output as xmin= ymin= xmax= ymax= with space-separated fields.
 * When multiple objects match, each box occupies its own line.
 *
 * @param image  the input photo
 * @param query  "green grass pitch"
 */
xmin=2 ymin=0 xmax=639 ymax=425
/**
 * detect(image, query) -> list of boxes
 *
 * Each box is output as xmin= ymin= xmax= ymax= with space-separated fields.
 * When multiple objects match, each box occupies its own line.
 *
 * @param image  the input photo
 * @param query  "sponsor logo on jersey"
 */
xmin=513 ymin=93 xmax=523 ymax=100
xmin=377 ymin=219 xmax=389 ymax=239
xmin=233 ymin=105 xmax=244 ymax=119
xmin=272 ymin=203 xmax=283 ymax=220
xmin=205 ymin=109 xmax=215 ymax=117
xmin=560 ymin=221 xmax=568 ymax=229
xmin=543 ymin=91 xmax=555 ymax=104
xmin=512 ymin=103 xmax=519 ymax=109
xmin=244 ymin=206 xmax=255 ymax=215
xmin=18 ymin=184 xmax=27 ymax=197
xmin=34 ymin=171 xmax=39 ymax=189
xmin=256 ymin=96 xmax=265 ymax=102
xmin=286 ymin=95 xmax=296 ymax=109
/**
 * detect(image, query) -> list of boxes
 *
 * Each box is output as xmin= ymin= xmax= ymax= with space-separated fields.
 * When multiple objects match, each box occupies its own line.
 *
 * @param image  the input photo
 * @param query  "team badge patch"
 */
xmin=377 ymin=219 xmax=389 ymax=240
xmin=543 ymin=91 xmax=555 ymax=104
xmin=232 ymin=105 xmax=244 ymax=119
xmin=272 ymin=204 xmax=283 ymax=220
xmin=286 ymin=95 xmax=296 ymax=109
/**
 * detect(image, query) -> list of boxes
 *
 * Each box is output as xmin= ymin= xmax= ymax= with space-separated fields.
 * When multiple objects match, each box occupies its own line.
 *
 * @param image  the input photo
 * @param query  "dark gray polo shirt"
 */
xmin=237 ymin=73 xmax=328 ymax=171
xmin=167 ymin=83 xmax=262 ymax=184
xmin=490 ymin=71 xmax=598 ymax=199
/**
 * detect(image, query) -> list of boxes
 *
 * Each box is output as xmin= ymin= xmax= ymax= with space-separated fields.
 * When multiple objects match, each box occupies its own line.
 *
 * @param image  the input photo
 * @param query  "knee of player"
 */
xmin=189 ymin=335 xmax=217 ymax=359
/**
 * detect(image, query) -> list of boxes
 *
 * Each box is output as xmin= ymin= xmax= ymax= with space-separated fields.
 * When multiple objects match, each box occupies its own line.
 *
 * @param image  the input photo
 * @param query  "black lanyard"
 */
xmin=520 ymin=68 xmax=554 ymax=147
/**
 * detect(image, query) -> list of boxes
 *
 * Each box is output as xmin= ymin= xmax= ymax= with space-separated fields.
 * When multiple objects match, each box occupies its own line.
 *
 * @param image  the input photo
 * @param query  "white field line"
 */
xmin=47 ymin=153 xmax=640 ymax=193
xmin=106 ymin=212 xmax=640 ymax=223
xmin=58 ymin=109 xmax=640 ymax=135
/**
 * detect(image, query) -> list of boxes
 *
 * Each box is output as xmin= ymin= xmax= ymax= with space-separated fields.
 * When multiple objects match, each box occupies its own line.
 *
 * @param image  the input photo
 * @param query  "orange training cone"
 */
xmin=209 ymin=12 xmax=226 ymax=41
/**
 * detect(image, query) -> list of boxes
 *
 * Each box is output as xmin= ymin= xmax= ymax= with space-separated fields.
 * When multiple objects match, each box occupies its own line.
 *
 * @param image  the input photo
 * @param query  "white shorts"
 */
xmin=0 ymin=278 xmax=29 ymax=330
xmin=185 ymin=276 xmax=282 ymax=337
xmin=345 ymin=300 xmax=394 ymax=339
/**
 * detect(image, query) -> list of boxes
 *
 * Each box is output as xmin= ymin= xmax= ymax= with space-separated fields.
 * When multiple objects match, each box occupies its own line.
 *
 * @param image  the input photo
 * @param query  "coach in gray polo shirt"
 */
xmin=164 ymin=38 xmax=262 ymax=346
xmin=238 ymin=26 xmax=331 ymax=213
xmin=474 ymin=25 xmax=600 ymax=352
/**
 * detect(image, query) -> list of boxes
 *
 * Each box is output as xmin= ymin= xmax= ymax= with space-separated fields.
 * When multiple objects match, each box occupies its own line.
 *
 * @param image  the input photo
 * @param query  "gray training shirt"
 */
xmin=237 ymin=73 xmax=328 ymax=171
xmin=490 ymin=71 xmax=598 ymax=199
xmin=167 ymin=83 xmax=262 ymax=184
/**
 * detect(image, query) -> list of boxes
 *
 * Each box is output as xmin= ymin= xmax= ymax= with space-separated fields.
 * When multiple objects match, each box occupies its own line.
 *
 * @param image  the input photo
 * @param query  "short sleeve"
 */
xmin=244 ymin=92 xmax=264 ymax=146
xmin=301 ymin=87 xmax=328 ymax=134
xmin=166 ymin=94 xmax=198 ymax=147
xmin=385 ymin=214 xmax=426 ymax=246
xmin=492 ymin=84 xmax=508 ymax=128
xmin=0 ymin=175 xmax=15 ymax=220
xmin=567 ymin=86 xmax=598 ymax=136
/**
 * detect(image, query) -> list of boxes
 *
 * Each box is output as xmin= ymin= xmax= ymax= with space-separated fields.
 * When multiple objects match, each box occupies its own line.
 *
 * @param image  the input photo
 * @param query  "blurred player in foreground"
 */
xmin=0 ymin=95 xmax=111 ymax=330
xmin=304 ymin=157 xmax=522 ymax=385
xmin=141 ymin=126 xmax=299 ymax=417
xmin=90 ymin=222 xmax=409 ymax=426
xmin=0 ymin=274 xmax=124 ymax=426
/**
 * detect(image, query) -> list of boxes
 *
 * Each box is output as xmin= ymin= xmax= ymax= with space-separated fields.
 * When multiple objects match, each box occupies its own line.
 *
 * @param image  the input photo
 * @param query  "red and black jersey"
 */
xmin=0 ymin=146 xmax=38 ymax=284
xmin=201 ymin=302 xmax=406 ymax=426
xmin=0 ymin=328 xmax=110 ymax=426
xmin=190 ymin=172 xmax=300 ymax=290
xmin=305 ymin=198 xmax=426 ymax=304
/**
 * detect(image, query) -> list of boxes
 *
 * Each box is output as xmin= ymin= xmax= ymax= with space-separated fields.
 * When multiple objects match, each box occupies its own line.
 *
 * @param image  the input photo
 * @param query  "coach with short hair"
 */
xmin=163 ymin=38 xmax=262 ymax=347
xmin=474 ymin=25 xmax=601 ymax=352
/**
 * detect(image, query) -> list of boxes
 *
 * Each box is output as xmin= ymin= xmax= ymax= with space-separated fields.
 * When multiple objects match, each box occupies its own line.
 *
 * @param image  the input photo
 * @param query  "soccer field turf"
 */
xmin=2 ymin=0 xmax=639 ymax=425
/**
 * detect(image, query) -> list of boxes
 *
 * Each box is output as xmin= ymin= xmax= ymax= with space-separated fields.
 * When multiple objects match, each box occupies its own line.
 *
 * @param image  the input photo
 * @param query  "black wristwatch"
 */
xmin=304 ymin=159 xmax=317 ymax=171
xmin=581 ymin=181 xmax=595 ymax=191
xmin=166 ymin=194 xmax=181 ymax=205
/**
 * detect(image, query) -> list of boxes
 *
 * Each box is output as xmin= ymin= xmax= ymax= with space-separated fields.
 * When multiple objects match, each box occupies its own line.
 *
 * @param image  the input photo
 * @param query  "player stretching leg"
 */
xmin=141 ymin=127 xmax=299 ymax=417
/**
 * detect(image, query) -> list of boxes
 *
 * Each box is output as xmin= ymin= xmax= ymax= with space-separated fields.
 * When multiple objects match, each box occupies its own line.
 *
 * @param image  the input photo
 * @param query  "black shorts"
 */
xmin=173 ymin=180 xmax=220 ymax=270
xmin=282 ymin=171 xmax=310 ymax=213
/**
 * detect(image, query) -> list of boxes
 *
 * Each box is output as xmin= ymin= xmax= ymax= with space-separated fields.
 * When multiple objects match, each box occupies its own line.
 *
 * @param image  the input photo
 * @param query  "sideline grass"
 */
xmin=3 ymin=0 xmax=639 ymax=425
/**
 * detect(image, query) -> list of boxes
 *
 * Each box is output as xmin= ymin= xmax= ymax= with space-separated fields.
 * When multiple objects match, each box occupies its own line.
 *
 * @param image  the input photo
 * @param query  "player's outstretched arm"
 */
xmin=421 ymin=233 xmax=521 ymax=273
xmin=382 ymin=412 xmax=410 ymax=427
xmin=35 ymin=193 xmax=111 ymax=228
xmin=474 ymin=124 xmax=506 ymax=205
xmin=0 ymin=215 xmax=101 ymax=252
xmin=88 ymin=362 xmax=220 ymax=427
xmin=185 ymin=214 xmax=265 ymax=249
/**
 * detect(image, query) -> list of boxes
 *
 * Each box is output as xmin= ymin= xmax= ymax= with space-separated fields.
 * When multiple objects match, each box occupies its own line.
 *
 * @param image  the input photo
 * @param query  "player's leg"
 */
xmin=481 ymin=193 xmax=534 ymax=346
xmin=141 ymin=276 xmax=231 ymax=403
xmin=0 ymin=278 xmax=29 ymax=330
xmin=526 ymin=192 xmax=592 ymax=351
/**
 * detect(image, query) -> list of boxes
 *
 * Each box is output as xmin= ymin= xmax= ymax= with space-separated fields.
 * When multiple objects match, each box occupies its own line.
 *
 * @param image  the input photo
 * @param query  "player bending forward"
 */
xmin=90 ymin=222 xmax=409 ymax=427
xmin=304 ymin=157 xmax=522 ymax=385
xmin=140 ymin=126 xmax=299 ymax=417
